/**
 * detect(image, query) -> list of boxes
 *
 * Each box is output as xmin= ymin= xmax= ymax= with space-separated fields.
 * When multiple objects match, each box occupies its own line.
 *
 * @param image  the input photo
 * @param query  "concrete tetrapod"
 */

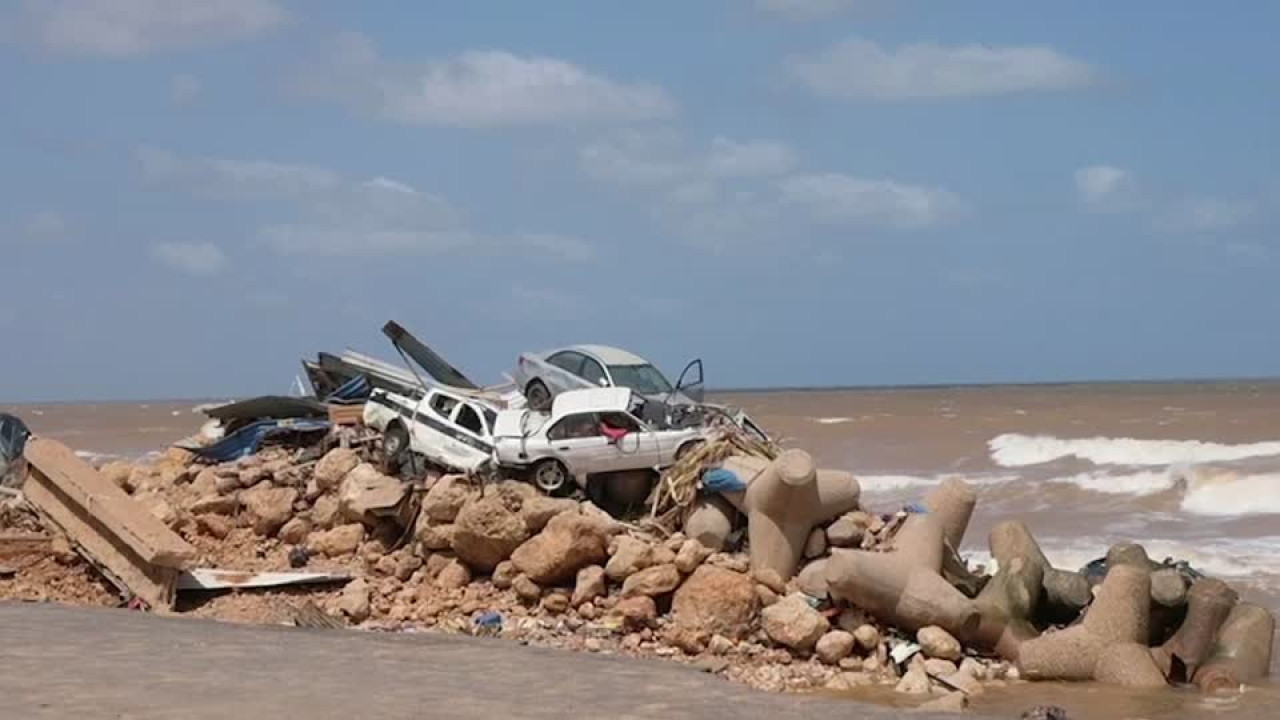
xmin=1192 ymin=602 xmax=1275 ymax=693
xmin=825 ymin=480 xmax=981 ymax=641
xmin=713 ymin=450 xmax=861 ymax=581
xmin=683 ymin=494 xmax=738 ymax=552
xmin=1017 ymin=564 xmax=1166 ymax=687
xmin=1150 ymin=578 xmax=1237 ymax=683
xmin=989 ymin=520 xmax=1092 ymax=626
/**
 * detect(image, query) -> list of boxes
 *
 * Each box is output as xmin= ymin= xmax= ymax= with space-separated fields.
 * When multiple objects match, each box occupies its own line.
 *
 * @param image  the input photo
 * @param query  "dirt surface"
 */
xmin=0 ymin=602 xmax=969 ymax=720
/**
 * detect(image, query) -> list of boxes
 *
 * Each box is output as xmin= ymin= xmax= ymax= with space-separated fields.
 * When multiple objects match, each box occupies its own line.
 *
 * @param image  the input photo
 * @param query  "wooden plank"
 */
xmin=23 ymin=438 xmax=195 ymax=568
xmin=327 ymin=403 xmax=366 ymax=426
xmin=21 ymin=437 xmax=195 ymax=610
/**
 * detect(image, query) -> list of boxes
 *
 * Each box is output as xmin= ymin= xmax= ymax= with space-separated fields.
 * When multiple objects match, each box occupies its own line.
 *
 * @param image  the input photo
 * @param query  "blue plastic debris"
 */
xmin=183 ymin=418 xmax=331 ymax=463
xmin=904 ymin=502 xmax=928 ymax=514
xmin=702 ymin=467 xmax=748 ymax=494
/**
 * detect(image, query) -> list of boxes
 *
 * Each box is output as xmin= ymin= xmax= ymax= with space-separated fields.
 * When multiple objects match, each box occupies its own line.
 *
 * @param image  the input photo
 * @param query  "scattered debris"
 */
xmin=176 ymin=568 xmax=351 ymax=592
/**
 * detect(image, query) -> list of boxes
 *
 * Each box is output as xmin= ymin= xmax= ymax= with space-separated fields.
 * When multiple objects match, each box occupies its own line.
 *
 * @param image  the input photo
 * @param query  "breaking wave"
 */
xmin=966 ymin=536 xmax=1280 ymax=580
xmin=1176 ymin=467 xmax=1280 ymax=516
xmin=989 ymin=433 xmax=1280 ymax=468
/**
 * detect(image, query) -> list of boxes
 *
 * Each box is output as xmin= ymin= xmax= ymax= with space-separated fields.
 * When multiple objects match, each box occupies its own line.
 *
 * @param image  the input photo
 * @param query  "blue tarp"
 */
xmin=184 ymin=418 xmax=331 ymax=463
xmin=326 ymin=374 xmax=371 ymax=404
xmin=702 ymin=467 xmax=749 ymax=494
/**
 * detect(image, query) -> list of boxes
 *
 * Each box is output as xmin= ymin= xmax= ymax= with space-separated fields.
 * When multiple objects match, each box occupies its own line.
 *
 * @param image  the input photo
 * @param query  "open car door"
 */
xmin=673 ymin=358 xmax=706 ymax=404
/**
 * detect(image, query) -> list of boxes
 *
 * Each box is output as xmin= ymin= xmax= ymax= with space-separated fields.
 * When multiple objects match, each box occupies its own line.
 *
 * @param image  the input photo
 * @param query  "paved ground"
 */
xmin=0 ymin=602 xmax=962 ymax=719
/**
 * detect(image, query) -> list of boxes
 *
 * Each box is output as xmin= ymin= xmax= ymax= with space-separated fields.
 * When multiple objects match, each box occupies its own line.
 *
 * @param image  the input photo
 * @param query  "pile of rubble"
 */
xmin=1 ymin=422 xmax=1274 ymax=714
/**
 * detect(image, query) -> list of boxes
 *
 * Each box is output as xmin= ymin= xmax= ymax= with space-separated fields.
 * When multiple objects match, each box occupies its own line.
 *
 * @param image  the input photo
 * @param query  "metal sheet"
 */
xmin=177 ymin=568 xmax=352 ymax=591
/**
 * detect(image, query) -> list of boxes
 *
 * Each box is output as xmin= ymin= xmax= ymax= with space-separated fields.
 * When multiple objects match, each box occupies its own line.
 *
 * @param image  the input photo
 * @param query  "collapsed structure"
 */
xmin=0 ymin=324 xmax=1274 ymax=711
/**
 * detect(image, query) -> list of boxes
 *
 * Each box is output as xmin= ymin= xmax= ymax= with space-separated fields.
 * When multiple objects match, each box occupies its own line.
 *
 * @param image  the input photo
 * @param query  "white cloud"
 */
xmin=150 ymin=241 xmax=228 ymax=276
xmin=20 ymin=0 xmax=285 ymax=57
xmin=706 ymin=138 xmax=797 ymax=179
xmin=297 ymin=33 xmax=676 ymax=128
xmin=144 ymin=147 xmax=593 ymax=262
xmin=778 ymin=173 xmax=965 ymax=229
xmin=171 ymin=74 xmax=201 ymax=105
xmin=580 ymin=132 xmax=795 ymax=186
xmin=1075 ymin=165 xmax=1141 ymax=213
xmin=788 ymin=38 xmax=1098 ymax=101
xmin=22 ymin=211 xmax=70 ymax=242
xmin=756 ymin=0 xmax=869 ymax=20
xmin=1156 ymin=197 xmax=1256 ymax=233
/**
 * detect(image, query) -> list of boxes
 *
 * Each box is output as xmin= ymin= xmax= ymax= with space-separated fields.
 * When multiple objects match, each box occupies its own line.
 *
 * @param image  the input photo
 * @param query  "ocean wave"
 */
xmin=859 ymin=473 xmax=1020 ymax=492
xmin=989 ymin=433 xmax=1280 ymax=468
xmin=1046 ymin=470 xmax=1177 ymax=496
xmin=965 ymin=536 xmax=1280 ymax=580
xmin=812 ymin=417 xmax=854 ymax=425
xmin=1177 ymin=467 xmax=1280 ymax=516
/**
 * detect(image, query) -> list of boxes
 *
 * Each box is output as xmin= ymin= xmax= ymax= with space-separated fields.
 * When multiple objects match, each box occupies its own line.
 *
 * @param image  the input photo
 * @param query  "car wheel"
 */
xmin=675 ymin=439 xmax=704 ymax=463
xmin=382 ymin=423 xmax=409 ymax=467
xmin=525 ymin=379 xmax=552 ymax=411
xmin=532 ymin=458 xmax=571 ymax=496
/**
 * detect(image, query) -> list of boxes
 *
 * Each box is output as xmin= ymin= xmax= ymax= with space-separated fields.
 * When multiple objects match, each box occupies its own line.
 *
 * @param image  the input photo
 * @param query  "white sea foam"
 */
xmin=813 ymin=417 xmax=854 ymax=425
xmin=1045 ymin=470 xmax=1178 ymax=496
xmin=966 ymin=536 xmax=1280 ymax=580
xmin=1177 ymin=467 xmax=1280 ymax=515
xmin=990 ymin=433 xmax=1280 ymax=468
xmin=73 ymin=450 xmax=120 ymax=466
xmin=859 ymin=473 xmax=1020 ymax=492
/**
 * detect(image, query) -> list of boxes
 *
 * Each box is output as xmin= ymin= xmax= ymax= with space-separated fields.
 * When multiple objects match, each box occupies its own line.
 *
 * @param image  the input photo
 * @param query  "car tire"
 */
xmin=525 ymin=380 xmax=552 ymax=412
xmin=532 ymin=458 xmax=571 ymax=496
xmin=675 ymin=439 xmax=704 ymax=463
xmin=381 ymin=423 xmax=409 ymax=469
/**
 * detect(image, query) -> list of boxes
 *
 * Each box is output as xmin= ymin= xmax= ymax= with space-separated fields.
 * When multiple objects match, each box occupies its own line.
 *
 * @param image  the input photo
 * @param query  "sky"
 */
xmin=1 ymin=0 xmax=1278 ymax=402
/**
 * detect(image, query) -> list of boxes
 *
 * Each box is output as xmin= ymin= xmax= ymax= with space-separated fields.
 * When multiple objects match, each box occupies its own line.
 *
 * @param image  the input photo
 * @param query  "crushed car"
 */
xmin=511 ymin=344 xmax=767 ymax=440
xmin=362 ymin=386 xmax=500 ymax=475
xmin=491 ymin=387 xmax=707 ymax=496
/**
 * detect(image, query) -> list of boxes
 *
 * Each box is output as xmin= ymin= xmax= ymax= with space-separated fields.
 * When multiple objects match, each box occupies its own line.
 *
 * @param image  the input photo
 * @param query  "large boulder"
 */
xmin=421 ymin=475 xmax=474 ymax=523
xmin=918 ymin=625 xmax=963 ymax=662
xmin=761 ymin=594 xmax=830 ymax=651
xmin=520 ymin=495 xmax=579 ymax=533
xmin=571 ymin=565 xmax=607 ymax=607
xmin=621 ymin=564 xmax=682 ymax=598
xmin=310 ymin=524 xmax=366 ymax=557
xmin=336 ymin=578 xmax=371 ymax=623
xmin=338 ymin=463 xmax=407 ymax=526
xmin=241 ymin=485 xmax=298 ymax=536
xmin=671 ymin=565 xmax=757 ymax=640
xmin=314 ymin=448 xmax=360 ymax=491
xmin=606 ymin=536 xmax=657 ymax=581
xmin=99 ymin=461 xmax=135 ymax=490
xmin=510 ymin=511 xmax=610 ymax=585
xmin=451 ymin=492 xmax=529 ymax=572
xmin=311 ymin=495 xmax=341 ymax=529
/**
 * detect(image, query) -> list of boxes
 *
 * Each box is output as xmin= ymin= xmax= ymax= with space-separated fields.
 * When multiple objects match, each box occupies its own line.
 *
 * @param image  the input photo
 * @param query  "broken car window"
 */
xmin=455 ymin=405 xmax=483 ymax=435
xmin=598 ymin=412 xmax=640 ymax=433
xmin=547 ymin=413 xmax=601 ymax=441
xmin=606 ymin=364 xmax=673 ymax=395
xmin=430 ymin=394 xmax=458 ymax=419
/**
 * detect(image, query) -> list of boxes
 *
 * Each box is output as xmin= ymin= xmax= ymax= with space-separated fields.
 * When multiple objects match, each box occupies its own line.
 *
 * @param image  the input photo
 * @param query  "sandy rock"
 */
xmin=278 ymin=516 xmax=312 ymax=545
xmin=862 ymin=655 xmax=883 ymax=674
xmin=959 ymin=658 xmax=987 ymax=681
xmin=621 ymin=564 xmax=681 ymax=598
xmin=421 ymin=475 xmax=473 ymax=523
xmin=196 ymin=513 xmax=232 ymax=540
xmin=452 ymin=493 xmax=530 ymax=572
xmin=753 ymin=567 xmax=786 ymax=594
xmin=925 ymin=658 xmax=959 ymax=677
xmin=156 ymin=464 xmax=192 ymax=489
xmin=708 ymin=553 xmax=750 ymax=573
xmin=513 ymin=574 xmax=541 ymax=603
xmin=510 ymin=511 xmax=609 ymax=585
xmin=707 ymin=634 xmax=735 ymax=655
xmin=190 ymin=494 xmax=239 ymax=516
xmin=423 ymin=553 xmax=451 ymax=579
xmin=239 ymin=466 xmax=269 ymax=489
xmin=137 ymin=493 xmax=179 ymax=528
xmin=339 ymin=464 xmax=407 ymax=526
xmin=310 ymin=524 xmax=365 ymax=557
xmin=614 ymin=596 xmax=658 ymax=628
xmin=188 ymin=467 xmax=219 ymax=496
xmin=492 ymin=561 xmax=517 ymax=589
xmin=816 ymin=630 xmax=856 ymax=665
xmin=852 ymin=624 xmax=881 ymax=651
xmin=917 ymin=691 xmax=967 ymax=713
xmin=918 ymin=626 xmax=963 ymax=661
xmin=795 ymin=559 xmax=830 ymax=599
xmin=542 ymin=592 xmax=570 ymax=614
xmin=761 ymin=594 xmax=830 ymax=651
xmin=99 ymin=461 xmax=135 ymax=490
xmin=314 ymin=448 xmax=360 ymax=491
xmin=826 ymin=672 xmax=875 ymax=691
xmin=663 ymin=532 xmax=687 ymax=554
xmin=213 ymin=472 xmax=241 ymax=495
xmin=393 ymin=554 xmax=423 ymax=582
xmin=804 ymin=529 xmax=828 ymax=559
xmin=826 ymin=512 xmax=869 ymax=547
xmin=672 ymin=566 xmax=758 ymax=640
xmin=606 ymin=536 xmax=656 ymax=581
xmin=756 ymin=585 xmax=780 ymax=607
xmin=674 ymin=539 xmax=713 ymax=574
xmin=941 ymin=670 xmax=984 ymax=696
xmin=417 ymin=522 xmax=456 ymax=551
xmin=374 ymin=555 xmax=399 ymax=577
xmin=435 ymin=559 xmax=472 ymax=589
xmin=895 ymin=665 xmax=932 ymax=695
xmin=520 ymin=495 xmax=578 ymax=533
xmin=240 ymin=485 xmax=298 ymax=536
xmin=571 ymin=565 xmax=607 ymax=607
xmin=311 ymin=495 xmax=341 ymax=529
xmin=651 ymin=546 xmax=677 ymax=566
xmin=336 ymin=578 xmax=371 ymax=623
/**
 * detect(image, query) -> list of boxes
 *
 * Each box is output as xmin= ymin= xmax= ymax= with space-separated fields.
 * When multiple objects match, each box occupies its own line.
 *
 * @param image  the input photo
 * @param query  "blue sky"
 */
xmin=2 ymin=0 xmax=1277 ymax=402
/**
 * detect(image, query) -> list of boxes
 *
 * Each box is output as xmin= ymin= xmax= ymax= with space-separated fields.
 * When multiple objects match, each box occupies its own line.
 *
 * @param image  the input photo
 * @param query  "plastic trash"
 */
xmin=702 ymin=467 xmax=748 ymax=494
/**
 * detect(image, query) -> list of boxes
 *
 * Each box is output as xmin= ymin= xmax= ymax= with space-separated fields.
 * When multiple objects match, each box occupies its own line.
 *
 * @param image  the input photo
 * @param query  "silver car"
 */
xmin=510 ymin=345 xmax=769 ymax=441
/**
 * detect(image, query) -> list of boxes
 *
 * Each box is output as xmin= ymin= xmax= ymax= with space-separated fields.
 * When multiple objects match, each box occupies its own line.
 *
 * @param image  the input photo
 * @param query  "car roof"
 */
xmin=565 ymin=344 xmax=650 ymax=366
xmin=551 ymin=387 xmax=633 ymax=416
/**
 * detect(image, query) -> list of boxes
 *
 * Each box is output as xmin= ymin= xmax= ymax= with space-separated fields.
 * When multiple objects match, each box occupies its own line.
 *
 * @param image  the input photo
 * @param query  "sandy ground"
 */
xmin=0 ymin=602 xmax=971 ymax=720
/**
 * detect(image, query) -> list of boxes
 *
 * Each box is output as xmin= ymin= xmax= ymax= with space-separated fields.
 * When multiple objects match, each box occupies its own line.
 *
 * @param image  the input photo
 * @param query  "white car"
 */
xmin=491 ymin=387 xmax=707 ymax=496
xmin=362 ymin=386 xmax=499 ymax=474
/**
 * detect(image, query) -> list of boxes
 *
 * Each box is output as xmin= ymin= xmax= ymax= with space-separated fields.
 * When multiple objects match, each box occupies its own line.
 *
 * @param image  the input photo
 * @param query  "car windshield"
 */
xmin=607 ymin=364 xmax=673 ymax=395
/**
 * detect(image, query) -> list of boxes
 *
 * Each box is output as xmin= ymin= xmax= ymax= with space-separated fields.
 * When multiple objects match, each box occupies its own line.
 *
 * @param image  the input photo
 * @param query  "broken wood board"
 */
xmin=22 ymin=437 xmax=197 ymax=610
xmin=177 ymin=568 xmax=352 ymax=592
xmin=0 ymin=532 xmax=52 ymax=562
xmin=327 ymin=403 xmax=366 ymax=426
